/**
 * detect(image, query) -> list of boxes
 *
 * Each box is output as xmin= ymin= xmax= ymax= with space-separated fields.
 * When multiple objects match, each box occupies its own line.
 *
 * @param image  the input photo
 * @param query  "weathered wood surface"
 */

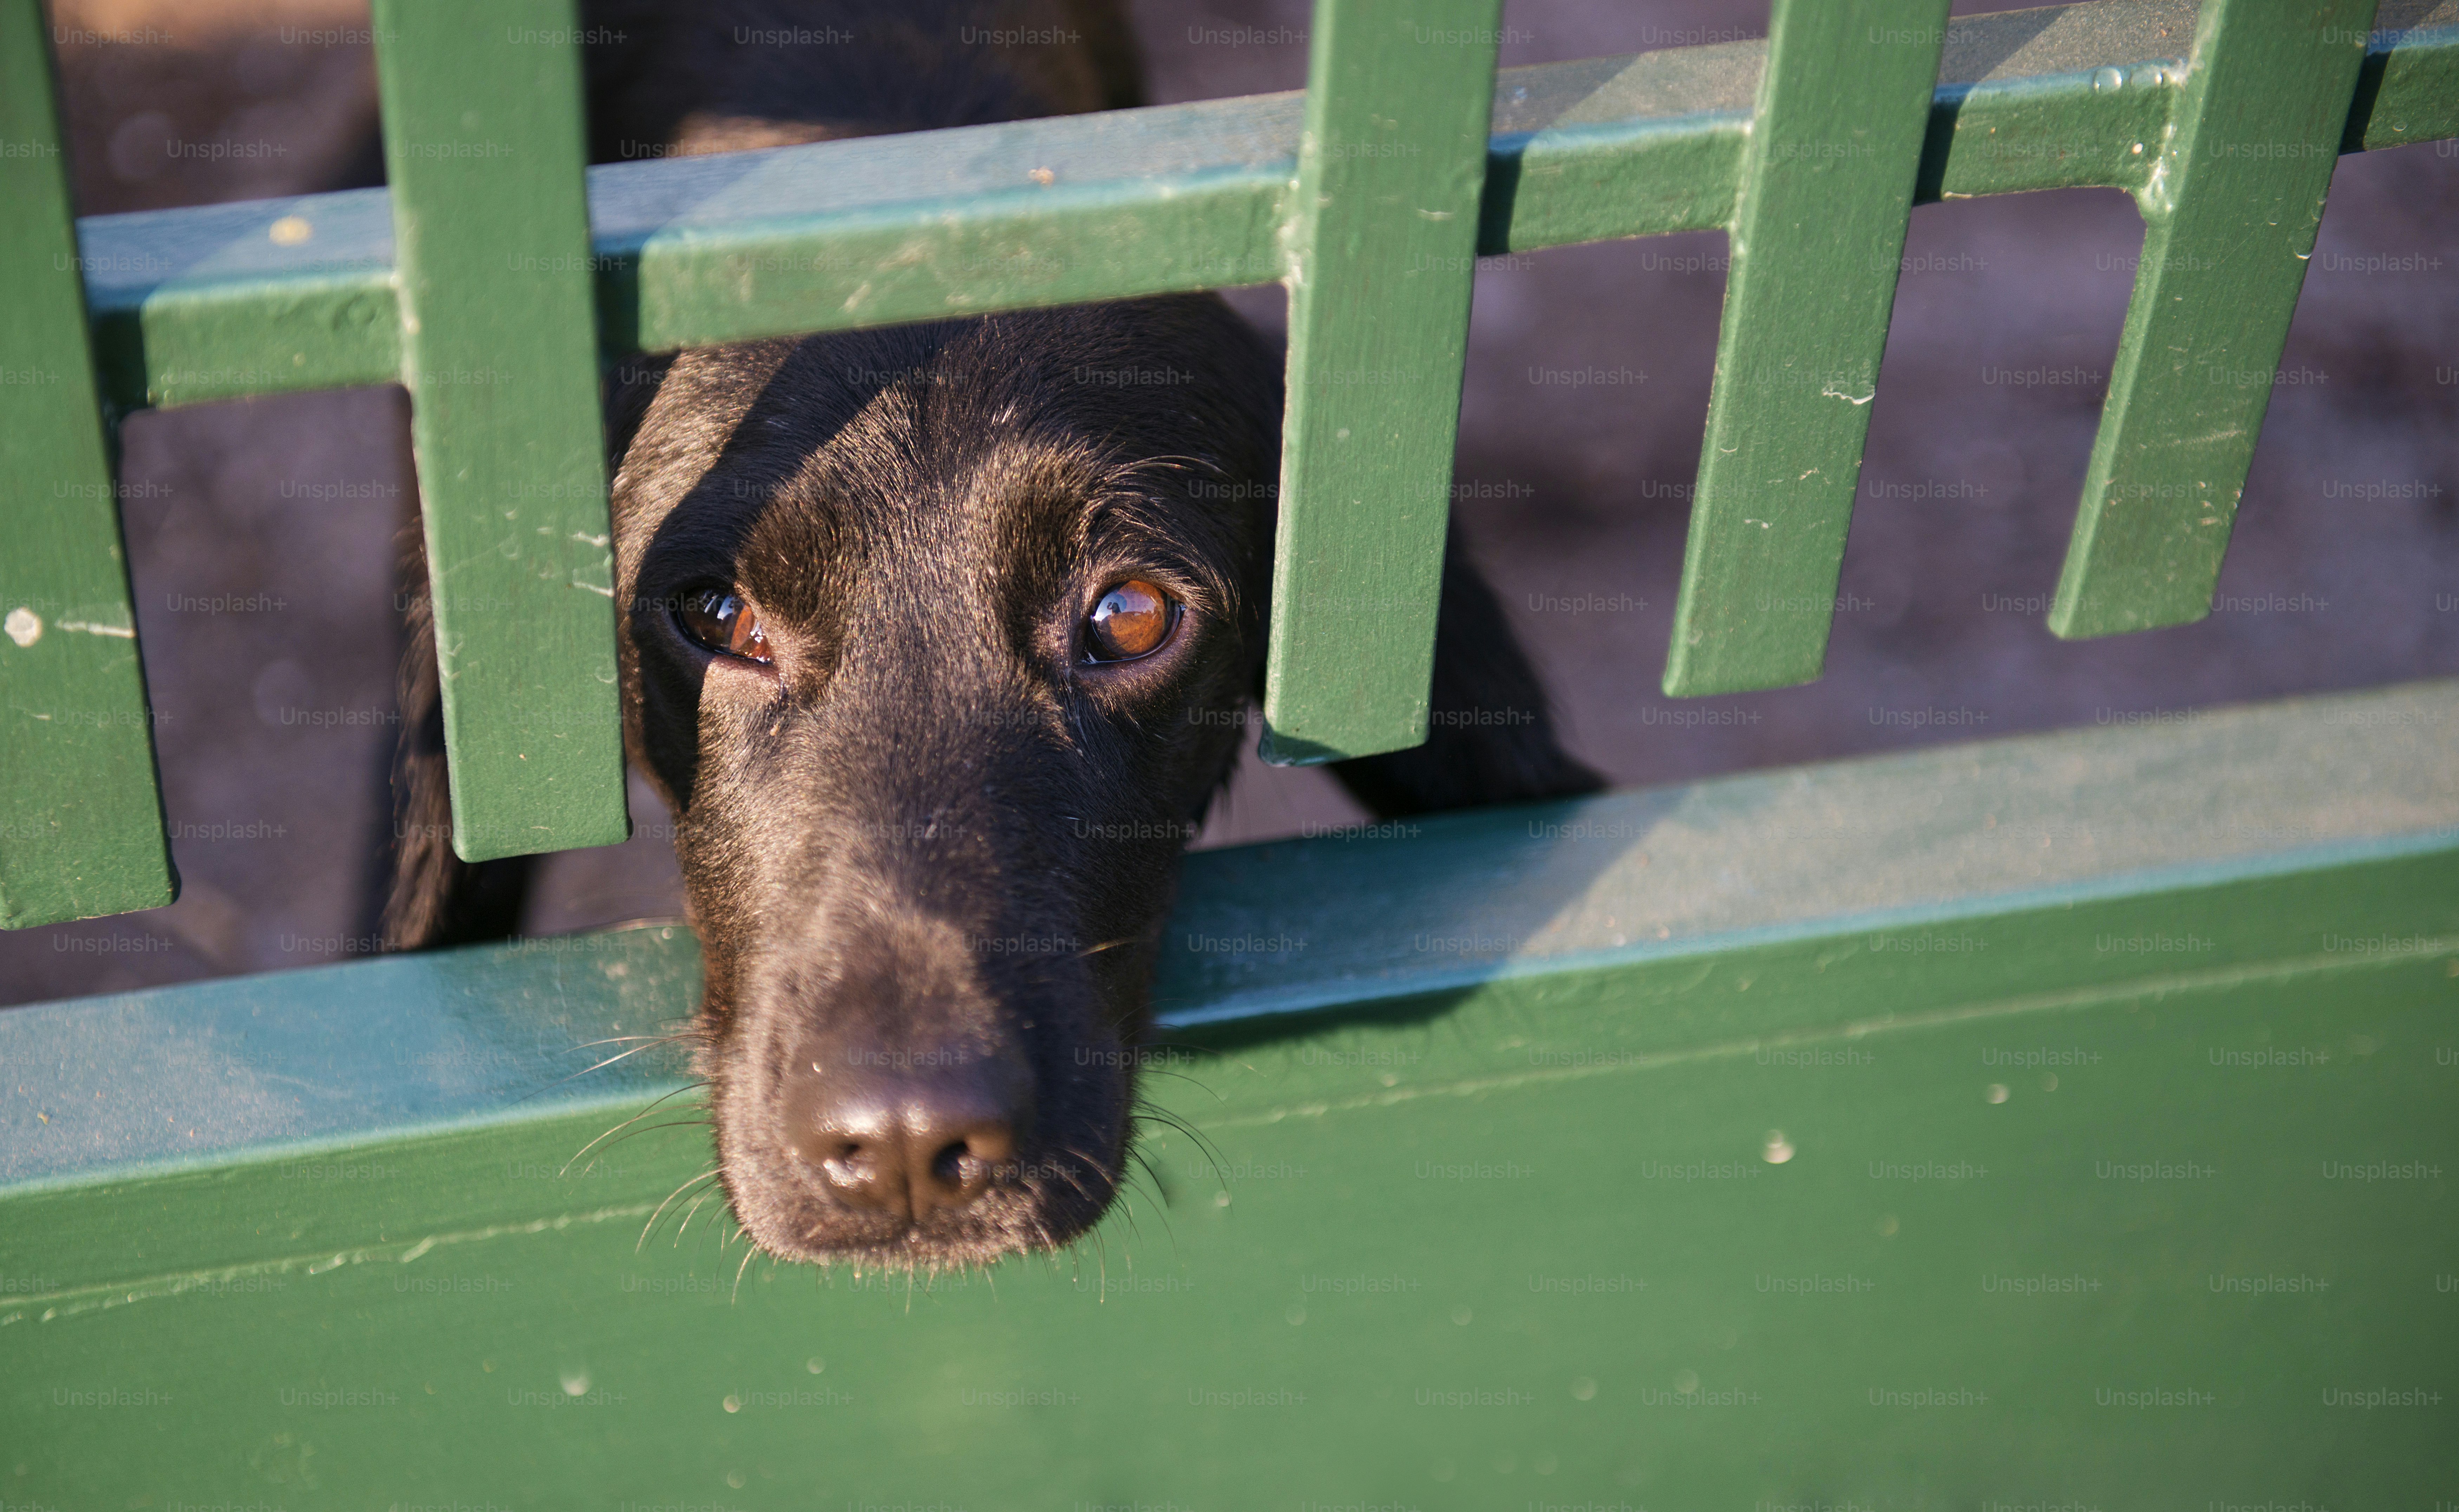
xmin=1261 ymin=0 xmax=1505 ymax=762
xmin=0 ymin=0 xmax=174 ymax=929
xmin=3 ymin=682 xmax=2453 ymax=1503
xmin=2049 ymin=0 xmax=2381 ymax=638
xmin=1661 ymin=0 xmax=1951 ymax=697
xmin=12 ymin=0 xmax=2459 ymax=919
xmin=369 ymin=0 xmax=630 ymax=860
xmin=70 ymin=4 xmax=2459 ymax=413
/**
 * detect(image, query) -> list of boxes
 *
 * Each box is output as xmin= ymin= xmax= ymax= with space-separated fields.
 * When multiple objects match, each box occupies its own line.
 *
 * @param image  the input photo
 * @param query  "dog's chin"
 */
xmin=715 ymin=1141 xmax=1126 ymax=1269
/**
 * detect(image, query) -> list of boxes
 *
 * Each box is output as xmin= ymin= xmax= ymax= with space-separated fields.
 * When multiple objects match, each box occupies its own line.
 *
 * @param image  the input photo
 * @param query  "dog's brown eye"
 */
xmin=677 ymin=588 xmax=771 ymax=664
xmin=1085 ymin=579 xmax=1175 ymax=662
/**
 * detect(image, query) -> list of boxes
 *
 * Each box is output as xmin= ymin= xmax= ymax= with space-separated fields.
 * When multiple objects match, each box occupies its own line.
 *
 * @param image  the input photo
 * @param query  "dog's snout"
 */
xmin=784 ymin=1054 xmax=1032 ymax=1221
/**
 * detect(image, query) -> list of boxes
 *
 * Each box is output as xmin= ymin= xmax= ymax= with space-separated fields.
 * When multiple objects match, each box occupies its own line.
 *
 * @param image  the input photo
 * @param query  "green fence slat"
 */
xmin=51 ymin=12 xmax=2459 ymax=419
xmin=1257 ymin=0 xmax=1504 ymax=765
xmin=0 ymin=0 xmax=175 ymax=930
xmin=2048 ymin=0 xmax=2379 ymax=640
xmin=1660 ymin=0 xmax=1952 ymax=699
xmin=369 ymin=0 xmax=628 ymax=860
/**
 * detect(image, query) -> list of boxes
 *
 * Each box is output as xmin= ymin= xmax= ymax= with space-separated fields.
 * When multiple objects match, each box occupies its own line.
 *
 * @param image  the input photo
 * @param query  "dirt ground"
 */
xmin=7 ymin=0 xmax=2455 ymax=1005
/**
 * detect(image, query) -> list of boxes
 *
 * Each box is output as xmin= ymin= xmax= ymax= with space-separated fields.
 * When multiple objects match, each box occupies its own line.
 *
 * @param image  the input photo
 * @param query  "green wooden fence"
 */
xmin=3 ymin=0 xmax=2457 ymax=1503
xmin=4 ymin=681 xmax=2454 ymax=1502
xmin=6 ymin=0 xmax=2456 ymax=922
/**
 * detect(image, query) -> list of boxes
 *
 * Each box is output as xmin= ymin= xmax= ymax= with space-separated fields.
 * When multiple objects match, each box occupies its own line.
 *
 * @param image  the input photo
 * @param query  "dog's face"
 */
xmin=608 ymin=297 xmax=1281 ymax=1266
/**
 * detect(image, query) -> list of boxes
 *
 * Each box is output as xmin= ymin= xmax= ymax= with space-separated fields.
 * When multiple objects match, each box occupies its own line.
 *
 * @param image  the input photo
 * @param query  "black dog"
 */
xmin=378 ymin=0 xmax=1600 ymax=1268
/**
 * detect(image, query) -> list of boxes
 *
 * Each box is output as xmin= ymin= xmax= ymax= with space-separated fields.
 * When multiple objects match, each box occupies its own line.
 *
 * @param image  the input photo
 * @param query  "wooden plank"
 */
xmin=2352 ymin=0 xmax=2459 ymax=147
xmin=69 ymin=5 xmax=2459 ymax=414
xmin=81 ymin=188 xmax=402 ymax=412
xmin=1 ymin=955 xmax=2453 ymax=1502
xmin=369 ymin=0 xmax=629 ymax=861
xmin=1253 ymin=0 xmax=1504 ymax=764
xmin=2049 ymin=0 xmax=2381 ymax=638
xmin=0 ymin=0 xmax=174 ymax=929
xmin=11 ymin=1 xmax=2455 ymax=918
xmin=1914 ymin=0 xmax=2193 ymax=203
xmin=1659 ymin=0 xmax=1952 ymax=698
xmin=3 ymin=682 xmax=2455 ymax=1498
xmin=602 ymin=90 xmax=1303 ymax=353
xmin=6 ymin=678 xmax=2455 ymax=1194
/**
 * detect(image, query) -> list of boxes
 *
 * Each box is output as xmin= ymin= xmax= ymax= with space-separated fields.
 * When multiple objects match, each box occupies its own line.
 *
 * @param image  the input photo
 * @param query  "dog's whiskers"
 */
xmin=639 ymin=1166 xmax=723 ymax=1252
xmin=731 ymin=1235 xmax=761 ymax=1301
xmin=563 ymin=1081 xmax=709 ymax=1177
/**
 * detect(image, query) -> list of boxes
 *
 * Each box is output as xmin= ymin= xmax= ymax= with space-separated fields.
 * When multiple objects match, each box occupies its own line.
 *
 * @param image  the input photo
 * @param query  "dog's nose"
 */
xmin=783 ymin=1055 xmax=1029 ymax=1220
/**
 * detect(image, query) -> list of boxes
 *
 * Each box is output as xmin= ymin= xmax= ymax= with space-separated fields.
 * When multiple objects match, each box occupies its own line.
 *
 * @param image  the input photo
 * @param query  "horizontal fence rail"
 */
xmin=70 ymin=4 xmax=2459 ymax=404
xmin=3 ymin=680 xmax=2454 ymax=1499
xmin=5 ymin=0 xmax=2459 ymax=925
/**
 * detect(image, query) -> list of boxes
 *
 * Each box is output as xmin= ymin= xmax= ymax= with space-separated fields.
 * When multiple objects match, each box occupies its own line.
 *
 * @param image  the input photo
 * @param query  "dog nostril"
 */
xmin=930 ymin=1142 xmax=968 ymax=1187
xmin=783 ymin=1056 xmax=1030 ymax=1223
xmin=818 ymin=1140 xmax=874 ymax=1187
xmin=912 ymin=1116 xmax=1015 ymax=1213
xmin=922 ymin=1120 xmax=1016 ymax=1202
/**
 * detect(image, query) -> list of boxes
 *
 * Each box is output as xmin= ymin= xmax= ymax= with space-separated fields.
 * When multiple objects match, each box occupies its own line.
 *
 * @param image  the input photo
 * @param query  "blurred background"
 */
xmin=6 ymin=0 xmax=2455 ymax=1004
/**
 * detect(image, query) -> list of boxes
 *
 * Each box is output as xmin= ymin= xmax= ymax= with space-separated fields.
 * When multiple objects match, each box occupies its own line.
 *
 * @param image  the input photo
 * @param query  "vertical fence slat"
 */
xmin=369 ymin=0 xmax=628 ymax=860
xmin=2047 ymin=0 xmax=2378 ymax=639
xmin=1258 ymin=0 xmax=1503 ymax=765
xmin=0 ymin=0 xmax=176 ymax=929
xmin=1659 ymin=0 xmax=1951 ymax=699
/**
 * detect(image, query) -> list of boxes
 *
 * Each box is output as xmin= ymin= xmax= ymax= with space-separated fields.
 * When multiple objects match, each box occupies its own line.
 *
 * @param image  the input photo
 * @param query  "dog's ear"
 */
xmin=1324 ymin=526 xmax=1605 ymax=817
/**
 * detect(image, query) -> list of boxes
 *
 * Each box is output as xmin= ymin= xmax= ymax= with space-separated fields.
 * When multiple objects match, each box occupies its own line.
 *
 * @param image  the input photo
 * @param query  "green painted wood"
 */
xmin=605 ymin=91 xmax=1303 ymax=353
xmin=82 ymin=190 xmax=403 ymax=412
xmin=1918 ymin=1 xmax=2191 ymax=203
xmin=2 ymin=954 xmax=2454 ymax=1505
xmin=0 ymin=0 xmax=175 ymax=930
xmin=1255 ymin=0 xmax=1504 ymax=765
xmin=75 ymin=1 xmax=2452 ymax=414
xmin=12 ymin=1 xmax=2458 ymax=915
xmin=2353 ymin=1 xmax=2459 ymax=147
xmin=2049 ymin=0 xmax=2380 ymax=639
xmin=12 ymin=677 xmax=2451 ymax=1205
xmin=1660 ymin=0 xmax=1952 ymax=699
xmin=370 ymin=0 xmax=629 ymax=861
xmin=4 ymin=682 xmax=2455 ymax=1500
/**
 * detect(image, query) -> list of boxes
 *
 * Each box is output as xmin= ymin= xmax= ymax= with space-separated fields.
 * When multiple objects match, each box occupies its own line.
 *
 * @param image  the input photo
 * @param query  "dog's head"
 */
xmin=608 ymin=297 xmax=1280 ymax=1266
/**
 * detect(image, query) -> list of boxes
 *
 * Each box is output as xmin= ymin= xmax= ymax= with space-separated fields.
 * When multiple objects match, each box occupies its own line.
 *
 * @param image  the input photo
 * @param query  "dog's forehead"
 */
xmin=738 ymin=371 xmax=1107 ymax=612
xmin=619 ymin=330 xmax=1115 ymax=602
